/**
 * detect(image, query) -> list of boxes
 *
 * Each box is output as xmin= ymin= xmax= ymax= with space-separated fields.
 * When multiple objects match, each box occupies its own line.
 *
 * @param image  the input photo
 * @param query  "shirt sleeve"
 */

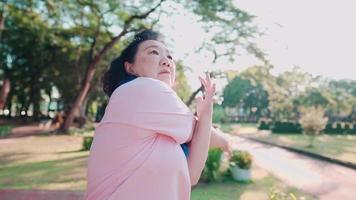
xmin=102 ymin=78 xmax=195 ymax=144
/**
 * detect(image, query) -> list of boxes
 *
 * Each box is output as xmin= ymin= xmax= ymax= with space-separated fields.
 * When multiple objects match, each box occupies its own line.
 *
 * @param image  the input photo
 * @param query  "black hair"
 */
xmin=102 ymin=29 xmax=164 ymax=97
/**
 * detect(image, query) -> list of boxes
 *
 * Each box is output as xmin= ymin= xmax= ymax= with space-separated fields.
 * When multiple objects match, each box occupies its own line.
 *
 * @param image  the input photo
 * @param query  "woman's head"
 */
xmin=103 ymin=30 xmax=176 ymax=97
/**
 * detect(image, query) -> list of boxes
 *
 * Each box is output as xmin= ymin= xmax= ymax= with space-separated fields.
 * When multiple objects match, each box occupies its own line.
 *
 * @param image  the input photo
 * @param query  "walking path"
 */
xmin=230 ymin=135 xmax=356 ymax=200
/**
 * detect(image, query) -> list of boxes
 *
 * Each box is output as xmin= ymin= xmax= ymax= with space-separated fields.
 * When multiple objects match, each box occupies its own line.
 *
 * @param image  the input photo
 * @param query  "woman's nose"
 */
xmin=161 ymin=57 xmax=171 ymax=67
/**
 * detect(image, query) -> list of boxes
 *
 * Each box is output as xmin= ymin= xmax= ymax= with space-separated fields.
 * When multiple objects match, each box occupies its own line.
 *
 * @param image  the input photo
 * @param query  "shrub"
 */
xmin=324 ymin=123 xmax=334 ymax=134
xmin=213 ymin=105 xmax=228 ymax=124
xmin=230 ymin=150 xmax=252 ymax=169
xmin=258 ymin=120 xmax=270 ymax=130
xmin=325 ymin=123 xmax=344 ymax=134
xmin=201 ymin=148 xmax=223 ymax=182
xmin=336 ymin=123 xmax=344 ymax=134
xmin=82 ymin=136 xmax=94 ymax=150
xmin=0 ymin=125 xmax=12 ymax=137
xmin=271 ymin=121 xmax=302 ymax=134
xmin=299 ymin=107 xmax=328 ymax=147
xmin=269 ymin=187 xmax=300 ymax=200
xmin=344 ymin=123 xmax=352 ymax=134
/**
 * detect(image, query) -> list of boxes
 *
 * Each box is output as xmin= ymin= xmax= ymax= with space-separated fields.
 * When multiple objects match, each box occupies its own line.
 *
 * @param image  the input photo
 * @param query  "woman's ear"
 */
xmin=124 ymin=62 xmax=134 ymax=75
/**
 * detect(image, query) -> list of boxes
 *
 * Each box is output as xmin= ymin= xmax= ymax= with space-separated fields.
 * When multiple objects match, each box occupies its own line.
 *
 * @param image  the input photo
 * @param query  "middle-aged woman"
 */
xmin=86 ymin=29 xmax=232 ymax=200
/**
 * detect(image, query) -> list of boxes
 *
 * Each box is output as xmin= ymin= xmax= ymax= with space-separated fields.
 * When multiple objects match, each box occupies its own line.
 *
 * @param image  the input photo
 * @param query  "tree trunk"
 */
xmin=0 ymin=4 xmax=6 ymax=41
xmin=60 ymin=1 xmax=165 ymax=132
xmin=61 ymin=64 xmax=96 ymax=132
xmin=0 ymin=79 xmax=10 ymax=110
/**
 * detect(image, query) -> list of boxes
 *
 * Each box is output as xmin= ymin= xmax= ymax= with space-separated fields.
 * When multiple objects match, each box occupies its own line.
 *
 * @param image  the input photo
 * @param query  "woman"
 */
xmin=86 ymin=30 xmax=232 ymax=200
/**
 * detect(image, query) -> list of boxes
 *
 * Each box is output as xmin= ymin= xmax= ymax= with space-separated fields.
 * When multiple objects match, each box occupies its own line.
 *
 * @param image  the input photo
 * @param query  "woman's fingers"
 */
xmin=198 ymin=76 xmax=207 ymax=89
xmin=199 ymin=73 xmax=216 ymax=100
xmin=206 ymin=73 xmax=211 ymax=86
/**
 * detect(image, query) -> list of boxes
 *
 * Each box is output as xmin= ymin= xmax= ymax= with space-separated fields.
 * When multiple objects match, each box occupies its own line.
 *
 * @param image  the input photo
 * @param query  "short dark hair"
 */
xmin=102 ymin=29 xmax=164 ymax=97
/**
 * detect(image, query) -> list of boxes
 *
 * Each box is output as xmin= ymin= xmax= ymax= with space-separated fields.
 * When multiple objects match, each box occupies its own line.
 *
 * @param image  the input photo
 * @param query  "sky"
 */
xmin=156 ymin=0 xmax=356 ymax=90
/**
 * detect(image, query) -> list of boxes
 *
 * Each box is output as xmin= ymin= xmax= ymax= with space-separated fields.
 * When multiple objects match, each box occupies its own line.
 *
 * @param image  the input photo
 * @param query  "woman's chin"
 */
xmin=157 ymin=77 xmax=173 ymax=87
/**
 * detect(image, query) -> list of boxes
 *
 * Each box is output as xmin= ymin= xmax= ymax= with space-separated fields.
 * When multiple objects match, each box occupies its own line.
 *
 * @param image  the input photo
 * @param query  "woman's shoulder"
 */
xmin=111 ymin=77 xmax=172 ymax=98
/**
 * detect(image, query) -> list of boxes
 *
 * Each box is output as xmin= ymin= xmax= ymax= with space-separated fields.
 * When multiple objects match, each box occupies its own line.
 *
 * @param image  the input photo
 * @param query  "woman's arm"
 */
xmin=187 ymin=114 xmax=212 ymax=186
xmin=209 ymin=127 xmax=233 ymax=156
xmin=186 ymin=74 xmax=215 ymax=186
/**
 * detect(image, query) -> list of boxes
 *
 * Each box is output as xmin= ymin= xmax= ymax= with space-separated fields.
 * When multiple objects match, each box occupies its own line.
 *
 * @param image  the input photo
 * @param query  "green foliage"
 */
xmin=174 ymin=62 xmax=192 ymax=102
xmin=271 ymin=122 xmax=302 ymax=134
xmin=82 ymin=136 xmax=93 ymax=151
xmin=298 ymin=89 xmax=329 ymax=107
xmin=0 ymin=125 xmax=12 ymax=137
xmin=324 ymin=123 xmax=356 ymax=134
xmin=299 ymin=107 xmax=328 ymax=147
xmin=201 ymin=148 xmax=223 ymax=182
xmin=230 ymin=150 xmax=252 ymax=169
xmin=258 ymin=120 xmax=270 ymax=130
xmin=269 ymin=187 xmax=299 ymax=200
xmin=222 ymin=75 xmax=269 ymax=119
xmin=213 ymin=104 xmax=227 ymax=123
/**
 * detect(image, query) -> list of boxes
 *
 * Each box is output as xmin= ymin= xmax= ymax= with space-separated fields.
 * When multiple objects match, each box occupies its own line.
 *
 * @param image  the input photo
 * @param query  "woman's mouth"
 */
xmin=159 ymin=70 xmax=170 ymax=75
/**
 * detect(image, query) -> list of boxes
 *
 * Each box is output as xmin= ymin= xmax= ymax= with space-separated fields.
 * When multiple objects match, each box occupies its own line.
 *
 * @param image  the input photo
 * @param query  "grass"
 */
xmin=246 ymin=133 xmax=356 ymax=164
xmin=220 ymin=122 xmax=356 ymax=164
xmin=0 ymin=153 xmax=88 ymax=190
xmin=0 ymin=134 xmax=88 ymax=190
xmin=0 ymin=133 xmax=315 ymax=199
xmin=192 ymin=169 xmax=314 ymax=200
xmin=0 ymin=125 xmax=12 ymax=137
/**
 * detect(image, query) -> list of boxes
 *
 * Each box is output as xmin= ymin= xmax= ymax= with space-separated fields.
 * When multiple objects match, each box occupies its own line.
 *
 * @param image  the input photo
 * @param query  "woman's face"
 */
xmin=125 ymin=40 xmax=176 ymax=87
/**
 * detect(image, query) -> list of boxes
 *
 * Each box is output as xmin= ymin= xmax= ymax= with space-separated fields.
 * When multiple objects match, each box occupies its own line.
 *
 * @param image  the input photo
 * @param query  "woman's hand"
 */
xmin=196 ymin=73 xmax=216 ymax=118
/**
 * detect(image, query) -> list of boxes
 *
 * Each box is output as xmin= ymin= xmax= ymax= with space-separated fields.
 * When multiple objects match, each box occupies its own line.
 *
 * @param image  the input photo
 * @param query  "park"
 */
xmin=1 ymin=0 xmax=356 ymax=200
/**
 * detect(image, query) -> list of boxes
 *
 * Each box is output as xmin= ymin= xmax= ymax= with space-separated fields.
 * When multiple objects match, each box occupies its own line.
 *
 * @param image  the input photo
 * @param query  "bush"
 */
xmin=344 ymin=123 xmax=352 ymax=134
xmin=201 ymin=148 xmax=223 ymax=182
xmin=271 ymin=121 xmax=302 ymax=134
xmin=82 ymin=136 xmax=93 ymax=150
xmin=269 ymin=187 xmax=300 ymax=200
xmin=0 ymin=125 xmax=12 ymax=137
xmin=335 ymin=123 xmax=343 ymax=134
xmin=324 ymin=123 xmax=356 ymax=134
xmin=258 ymin=121 xmax=270 ymax=130
xmin=213 ymin=105 xmax=228 ymax=124
xmin=230 ymin=150 xmax=252 ymax=169
xmin=324 ymin=123 xmax=334 ymax=134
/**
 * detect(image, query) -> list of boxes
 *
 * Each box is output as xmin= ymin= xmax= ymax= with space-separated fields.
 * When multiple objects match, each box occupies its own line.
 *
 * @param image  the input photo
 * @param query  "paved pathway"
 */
xmin=230 ymin=135 xmax=356 ymax=200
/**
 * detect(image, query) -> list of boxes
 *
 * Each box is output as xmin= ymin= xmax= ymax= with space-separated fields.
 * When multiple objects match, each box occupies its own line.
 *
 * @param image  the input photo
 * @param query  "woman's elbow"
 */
xmin=190 ymin=173 xmax=201 ymax=186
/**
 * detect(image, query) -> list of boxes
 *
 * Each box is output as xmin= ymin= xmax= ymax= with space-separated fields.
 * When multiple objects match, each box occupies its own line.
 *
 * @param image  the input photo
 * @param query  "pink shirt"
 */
xmin=86 ymin=77 xmax=195 ymax=200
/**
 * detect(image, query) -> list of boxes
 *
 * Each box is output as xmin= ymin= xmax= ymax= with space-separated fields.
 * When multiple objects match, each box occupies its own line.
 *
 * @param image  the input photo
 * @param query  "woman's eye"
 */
xmin=149 ymin=50 xmax=159 ymax=55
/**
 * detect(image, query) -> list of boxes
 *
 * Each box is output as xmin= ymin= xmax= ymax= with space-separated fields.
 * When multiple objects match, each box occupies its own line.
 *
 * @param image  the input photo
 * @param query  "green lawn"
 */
xmin=247 ymin=133 xmax=356 ymax=164
xmin=220 ymin=123 xmax=356 ymax=164
xmin=192 ymin=176 xmax=313 ymax=200
xmin=0 ymin=134 xmax=315 ymax=199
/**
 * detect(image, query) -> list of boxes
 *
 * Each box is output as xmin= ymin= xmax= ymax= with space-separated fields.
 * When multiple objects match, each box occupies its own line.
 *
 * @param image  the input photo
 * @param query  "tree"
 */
xmin=61 ymin=0 xmax=166 ymax=132
xmin=299 ymin=106 xmax=328 ymax=147
xmin=222 ymin=75 xmax=269 ymax=121
xmin=174 ymin=61 xmax=192 ymax=102
xmin=2 ymin=0 xmax=261 ymax=131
